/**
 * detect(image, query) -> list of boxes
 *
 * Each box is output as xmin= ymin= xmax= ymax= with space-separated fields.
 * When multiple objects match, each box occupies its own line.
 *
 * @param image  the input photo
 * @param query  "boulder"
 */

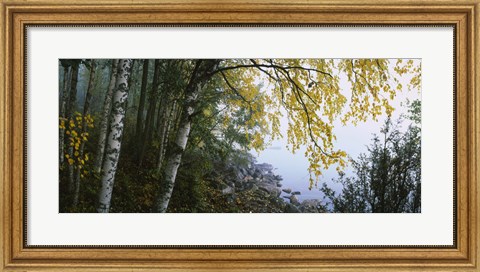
xmin=254 ymin=163 xmax=274 ymax=173
xmin=288 ymin=194 xmax=300 ymax=205
xmin=262 ymin=173 xmax=276 ymax=183
xmin=285 ymin=203 xmax=301 ymax=213
xmin=282 ymin=188 xmax=292 ymax=194
xmin=243 ymin=175 xmax=253 ymax=182
xmin=299 ymin=199 xmax=325 ymax=213
xmin=257 ymin=182 xmax=282 ymax=197
xmin=236 ymin=171 xmax=245 ymax=180
xmin=221 ymin=186 xmax=234 ymax=195
xmin=244 ymin=183 xmax=258 ymax=192
xmin=239 ymin=167 xmax=248 ymax=176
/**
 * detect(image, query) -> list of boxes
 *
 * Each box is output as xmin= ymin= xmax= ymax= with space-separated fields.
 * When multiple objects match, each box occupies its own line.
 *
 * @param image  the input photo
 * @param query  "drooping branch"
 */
xmin=214 ymin=61 xmax=334 ymax=79
xmin=215 ymin=59 xmax=341 ymax=159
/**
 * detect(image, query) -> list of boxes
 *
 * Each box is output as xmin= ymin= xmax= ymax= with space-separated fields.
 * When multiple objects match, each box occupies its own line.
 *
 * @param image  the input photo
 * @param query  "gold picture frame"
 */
xmin=1 ymin=0 xmax=479 ymax=270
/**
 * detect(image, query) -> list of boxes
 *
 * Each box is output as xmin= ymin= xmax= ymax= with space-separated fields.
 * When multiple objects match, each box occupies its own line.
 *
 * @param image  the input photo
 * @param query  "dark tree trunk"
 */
xmin=135 ymin=59 xmax=150 ymax=141
xmin=73 ymin=60 xmax=96 ymax=207
xmin=138 ymin=59 xmax=161 ymax=165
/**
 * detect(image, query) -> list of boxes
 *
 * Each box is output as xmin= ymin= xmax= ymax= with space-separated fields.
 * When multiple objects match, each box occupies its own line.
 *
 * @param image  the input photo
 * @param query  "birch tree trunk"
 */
xmin=94 ymin=59 xmax=119 ymax=173
xmin=156 ymin=99 xmax=176 ymax=171
xmin=154 ymin=60 xmax=219 ymax=213
xmin=66 ymin=62 xmax=80 ymax=194
xmin=73 ymin=60 xmax=96 ymax=207
xmin=66 ymin=63 xmax=79 ymax=120
xmin=135 ymin=59 xmax=149 ymax=140
xmin=59 ymin=63 xmax=71 ymax=165
xmin=97 ymin=59 xmax=133 ymax=213
xmin=155 ymin=99 xmax=166 ymax=138
xmin=124 ymin=59 xmax=136 ymax=118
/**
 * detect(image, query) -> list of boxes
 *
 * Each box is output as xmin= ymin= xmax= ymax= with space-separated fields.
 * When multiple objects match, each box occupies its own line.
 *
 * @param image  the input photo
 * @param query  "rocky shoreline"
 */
xmin=213 ymin=156 xmax=326 ymax=213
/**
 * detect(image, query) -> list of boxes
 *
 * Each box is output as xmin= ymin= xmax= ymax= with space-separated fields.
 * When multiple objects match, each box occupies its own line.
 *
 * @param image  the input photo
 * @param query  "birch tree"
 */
xmin=154 ymin=59 xmax=220 ymax=212
xmin=97 ymin=59 xmax=133 ymax=213
xmin=156 ymin=99 xmax=177 ymax=171
xmin=94 ymin=59 xmax=119 ymax=173
xmin=59 ymin=61 xmax=72 ymax=165
xmin=65 ymin=61 xmax=80 ymax=193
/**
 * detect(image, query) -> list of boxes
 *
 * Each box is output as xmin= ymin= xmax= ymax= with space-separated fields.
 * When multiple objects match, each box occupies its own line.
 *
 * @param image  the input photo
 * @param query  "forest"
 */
xmin=58 ymin=58 xmax=421 ymax=213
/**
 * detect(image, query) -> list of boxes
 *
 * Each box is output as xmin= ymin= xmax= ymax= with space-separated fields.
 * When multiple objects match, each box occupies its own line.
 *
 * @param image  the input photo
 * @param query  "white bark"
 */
xmin=59 ymin=65 xmax=71 ymax=165
xmin=65 ymin=62 xmax=79 ymax=194
xmin=97 ymin=59 xmax=133 ymax=213
xmin=94 ymin=59 xmax=119 ymax=173
xmin=156 ymin=100 xmax=176 ymax=171
xmin=154 ymin=92 xmax=195 ymax=212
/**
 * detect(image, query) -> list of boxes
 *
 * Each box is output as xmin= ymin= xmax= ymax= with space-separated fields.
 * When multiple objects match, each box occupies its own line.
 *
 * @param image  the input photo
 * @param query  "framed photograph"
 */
xmin=1 ymin=0 xmax=479 ymax=271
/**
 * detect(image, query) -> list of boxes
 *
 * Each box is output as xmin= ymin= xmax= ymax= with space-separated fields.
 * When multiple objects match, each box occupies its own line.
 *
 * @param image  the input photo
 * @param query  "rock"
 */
xmin=215 ymin=154 xmax=322 ymax=213
xmin=299 ymin=199 xmax=326 ymax=213
xmin=221 ymin=186 xmax=234 ymax=195
xmin=236 ymin=171 xmax=245 ymax=180
xmin=239 ymin=167 xmax=248 ymax=176
xmin=243 ymin=175 xmax=253 ymax=181
xmin=262 ymin=173 xmax=276 ymax=183
xmin=249 ymin=183 xmax=259 ymax=192
xmin=254 ymin=163 xmax=274 ymax=173
xmin=215 ymin=181 xmax=230 ymax=190
xmin=288 ymin=194 xmax=300 ymax=205
xmin=257 ymin=182 xmax=282 ymax=197
xmin=285 ymin=203 xmax=301 ymax=213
